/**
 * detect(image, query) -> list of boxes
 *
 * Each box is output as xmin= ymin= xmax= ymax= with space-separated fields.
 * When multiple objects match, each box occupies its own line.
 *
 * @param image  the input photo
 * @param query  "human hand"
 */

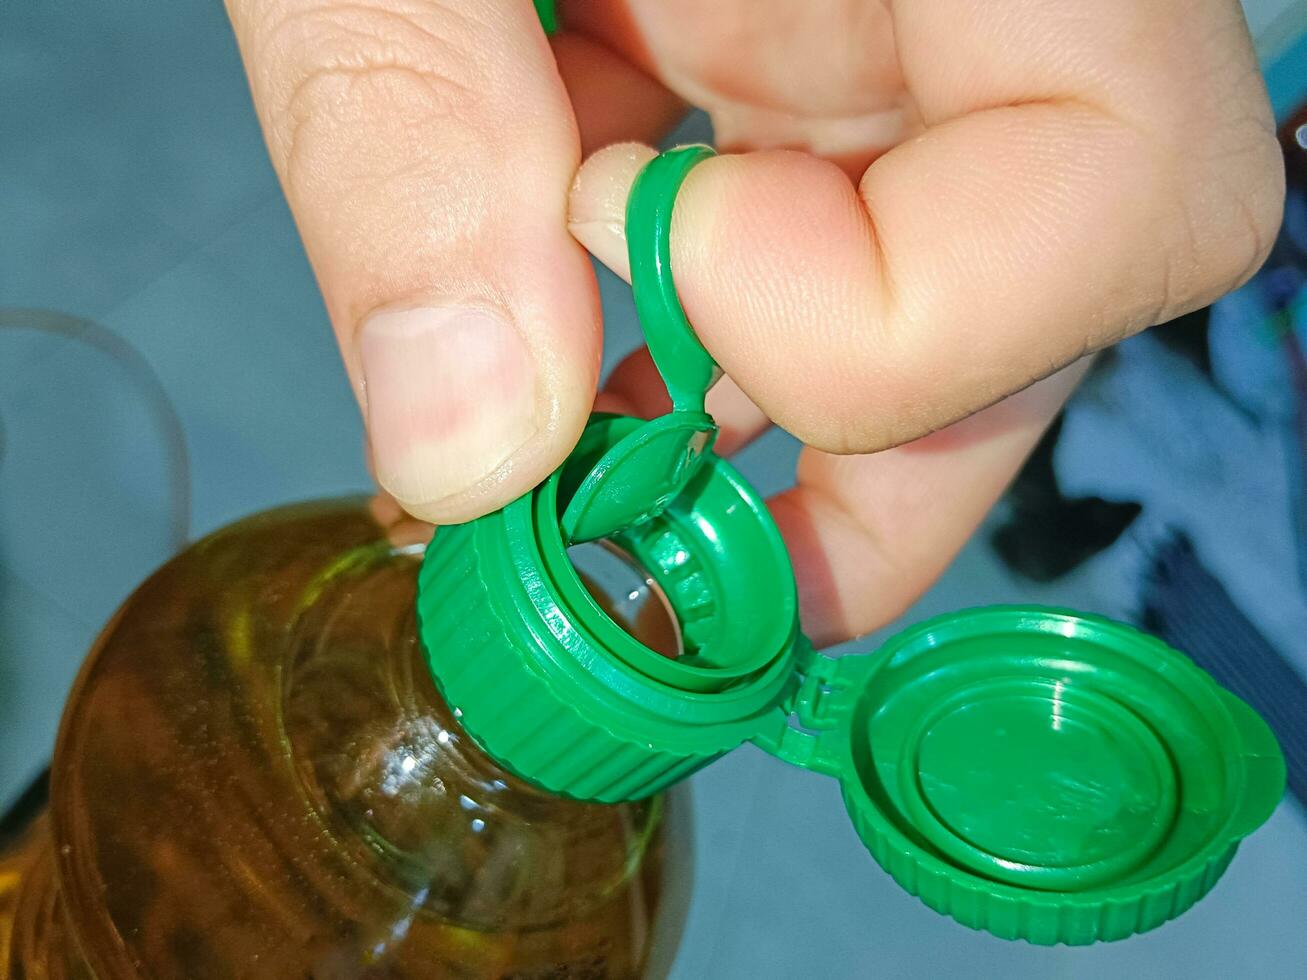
xmin=225 ymin=0 xmax=1283 ymax=644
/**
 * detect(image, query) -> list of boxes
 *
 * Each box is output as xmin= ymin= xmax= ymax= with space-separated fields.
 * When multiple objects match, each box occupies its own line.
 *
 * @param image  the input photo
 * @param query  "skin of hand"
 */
xmin=225 ymin=0 xmax=1283 ymax=646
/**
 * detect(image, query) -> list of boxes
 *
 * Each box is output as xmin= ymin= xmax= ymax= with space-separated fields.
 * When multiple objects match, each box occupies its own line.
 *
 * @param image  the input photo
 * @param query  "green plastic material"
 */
xmin=561 ymin=145 xmax=720 ymax=544
xmin=752 ymin=607 xmax=1286 ymax=944
xmin=417 ymin=147 xmax=1286 ymax=946
xmin=626 ymin=145 xmax=721 ymax=413
xmin=533 ymin=0 xmax=558 ymax=35
xmin=418 ymin=412 xmax=801 ymax=800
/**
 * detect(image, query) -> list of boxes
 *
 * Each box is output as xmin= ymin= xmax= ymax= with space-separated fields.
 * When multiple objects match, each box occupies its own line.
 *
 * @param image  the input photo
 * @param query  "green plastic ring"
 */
xmin=626 ymin=144 xmax=721 ymax=413
xmin=559 ymin=146 xmax=723 ymax=543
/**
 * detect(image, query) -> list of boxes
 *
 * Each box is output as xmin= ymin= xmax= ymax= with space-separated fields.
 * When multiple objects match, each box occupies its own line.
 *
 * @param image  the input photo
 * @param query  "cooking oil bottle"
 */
xmin=0 ymin=497 xmax=684 ymax=978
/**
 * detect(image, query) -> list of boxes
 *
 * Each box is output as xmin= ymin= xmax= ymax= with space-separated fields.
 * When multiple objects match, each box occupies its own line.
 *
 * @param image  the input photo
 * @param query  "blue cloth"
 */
xmin=1142 ymin=536 xmax=1307 ymax=804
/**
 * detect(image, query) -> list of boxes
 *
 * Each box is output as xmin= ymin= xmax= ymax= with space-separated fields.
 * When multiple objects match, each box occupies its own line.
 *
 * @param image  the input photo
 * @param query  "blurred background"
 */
xmin=3 ymin=2 xmax=1307 ymax=976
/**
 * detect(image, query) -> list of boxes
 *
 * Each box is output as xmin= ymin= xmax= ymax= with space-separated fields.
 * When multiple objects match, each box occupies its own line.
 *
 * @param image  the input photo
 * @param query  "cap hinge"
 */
xmin=752 ymin=641 xmax=872 ymax=777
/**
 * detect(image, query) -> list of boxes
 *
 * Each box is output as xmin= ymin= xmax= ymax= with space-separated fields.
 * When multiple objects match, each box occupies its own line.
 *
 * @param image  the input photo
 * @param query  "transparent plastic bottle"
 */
xmin=0 ymin=497 xmax=686 ymax=978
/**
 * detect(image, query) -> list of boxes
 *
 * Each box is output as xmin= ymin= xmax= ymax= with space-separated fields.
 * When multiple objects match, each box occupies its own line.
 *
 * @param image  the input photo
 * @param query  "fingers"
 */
xmin=569 ymin=0 xmax=1283 ymax=457
xmin=560 ymin=0 xmax=916 ymax=176
xmin=225 ymin=0 xmax=674 ymax=523
xmin=772 ymin=361 xmax=1090 ymax=647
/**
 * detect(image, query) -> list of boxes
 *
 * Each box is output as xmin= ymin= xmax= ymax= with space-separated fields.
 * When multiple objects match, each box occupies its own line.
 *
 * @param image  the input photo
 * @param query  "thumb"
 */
xmin=227 ymin=0 xmax=597 ymax=523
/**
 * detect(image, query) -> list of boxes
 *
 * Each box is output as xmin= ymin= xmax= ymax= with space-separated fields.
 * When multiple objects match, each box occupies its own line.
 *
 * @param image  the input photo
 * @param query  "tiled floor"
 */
xmin=3 ymin=4 xmax=1306 ymax=977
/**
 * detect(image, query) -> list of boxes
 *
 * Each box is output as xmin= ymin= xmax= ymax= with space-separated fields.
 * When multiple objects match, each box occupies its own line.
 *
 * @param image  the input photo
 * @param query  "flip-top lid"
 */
xmin=752 ymin=607 xmax=1285 ymax=944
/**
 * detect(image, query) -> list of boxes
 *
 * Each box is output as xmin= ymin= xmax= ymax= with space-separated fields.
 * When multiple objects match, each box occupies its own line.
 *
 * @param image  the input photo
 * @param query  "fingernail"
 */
xmin=360 ymin=305 xmax=538 ymax=508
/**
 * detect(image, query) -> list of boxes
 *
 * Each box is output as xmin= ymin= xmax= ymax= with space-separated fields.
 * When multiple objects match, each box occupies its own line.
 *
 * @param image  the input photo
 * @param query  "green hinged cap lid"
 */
xmin=753 ymin=607 xmax=1286 ymax=944
xmin=417 ymin=146 xmax=1285 ymax=945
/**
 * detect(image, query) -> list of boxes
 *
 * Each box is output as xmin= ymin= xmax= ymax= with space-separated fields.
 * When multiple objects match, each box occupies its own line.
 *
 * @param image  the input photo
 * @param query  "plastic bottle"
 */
xmin=0 ymin=497 xmax=684 ymax=978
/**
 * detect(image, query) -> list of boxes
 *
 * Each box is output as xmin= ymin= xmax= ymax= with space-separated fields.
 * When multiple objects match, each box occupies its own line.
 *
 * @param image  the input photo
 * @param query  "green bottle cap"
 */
xmin=417 ymin=148 xmax=1285 ymax=945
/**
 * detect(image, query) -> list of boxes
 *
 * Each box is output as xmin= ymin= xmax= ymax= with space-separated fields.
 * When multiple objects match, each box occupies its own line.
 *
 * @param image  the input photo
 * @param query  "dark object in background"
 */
xmin=992 ymin=309 xmax=1215 ymax=583
xmin=1143 ymin=535 xmax=1307 ymax=807
xmin=1282 ymin=101 xmax=1307 ymax=186
xmin=991 ymin=407 xmax=1142 ymax=582
xmin=0 ymin=768 xmax=48 ymax=853
xmin=1150 ymin=305 xmax=1215 ymax=379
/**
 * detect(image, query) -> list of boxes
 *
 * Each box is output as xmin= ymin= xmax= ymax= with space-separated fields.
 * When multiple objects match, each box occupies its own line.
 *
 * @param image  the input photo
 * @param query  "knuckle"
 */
xmin=1151 ymin=85 xmax=1286 ymax=315
xmin=1209 ymin=132 xmax=1285 ymax=289
xmin=1159 ymin=127 xmax=1284 ymax=318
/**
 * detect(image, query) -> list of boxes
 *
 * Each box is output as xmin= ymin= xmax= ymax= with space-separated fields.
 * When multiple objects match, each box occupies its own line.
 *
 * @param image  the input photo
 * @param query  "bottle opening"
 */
xmin=568 ymin=540 xmax=683 ymax=659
